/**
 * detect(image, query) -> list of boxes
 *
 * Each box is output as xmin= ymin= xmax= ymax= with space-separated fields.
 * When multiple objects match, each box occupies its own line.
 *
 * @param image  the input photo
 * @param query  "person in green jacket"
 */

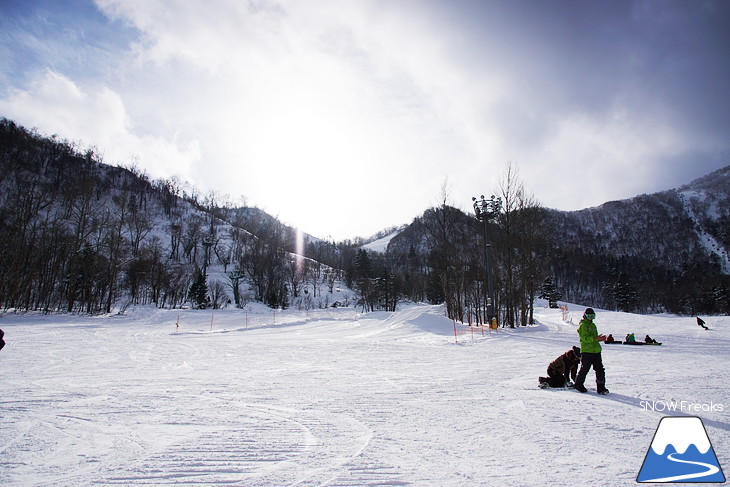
xmin=573 ymin=308 xmax=608 ymax=394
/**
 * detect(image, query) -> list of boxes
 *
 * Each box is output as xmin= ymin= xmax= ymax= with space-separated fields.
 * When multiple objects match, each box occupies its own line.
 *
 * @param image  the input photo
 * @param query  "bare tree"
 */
xmin=209 ymin=280 xmax=229 ymax=309
xmin=495 ymin=163 xmax=546 ymax=326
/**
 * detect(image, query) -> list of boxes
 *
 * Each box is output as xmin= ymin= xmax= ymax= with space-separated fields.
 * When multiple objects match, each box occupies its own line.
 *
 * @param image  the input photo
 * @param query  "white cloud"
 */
xmin=516 ymin=100 xmax=709 ymax=210
xmin=0 ymin=69 xmax=200 ymax=181
xmin=89 ymin=0 xmax=479 ymax=237
xmin=4 ymin=1 xmax=726 ymax=238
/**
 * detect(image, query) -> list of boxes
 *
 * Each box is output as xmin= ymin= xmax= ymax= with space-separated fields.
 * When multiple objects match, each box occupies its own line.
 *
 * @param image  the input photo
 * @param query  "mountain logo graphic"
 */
xmin=637 ymin=416 xmax=725 ymax=483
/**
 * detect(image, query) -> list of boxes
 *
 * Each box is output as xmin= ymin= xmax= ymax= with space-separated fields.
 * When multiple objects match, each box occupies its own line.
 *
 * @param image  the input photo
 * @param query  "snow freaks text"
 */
xmin=640 ymin=400 xmax=724 ymax=413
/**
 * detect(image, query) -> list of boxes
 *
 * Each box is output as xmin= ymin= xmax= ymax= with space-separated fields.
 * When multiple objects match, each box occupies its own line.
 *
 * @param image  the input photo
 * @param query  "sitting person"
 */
xmin=645 ymin=335 xmax=655 ymax=344
xmin=539 ymin=346 xmax=582 ymax=388
xmin=626 ymin=333 xmax=636 ymax=344
xmin=605 ymin=334 xmax=616 ymax=343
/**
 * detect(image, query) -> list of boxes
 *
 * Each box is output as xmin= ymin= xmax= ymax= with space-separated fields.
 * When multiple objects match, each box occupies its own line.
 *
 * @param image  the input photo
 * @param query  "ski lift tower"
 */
xmin=472 ymin=195 xmax=502 ymax=327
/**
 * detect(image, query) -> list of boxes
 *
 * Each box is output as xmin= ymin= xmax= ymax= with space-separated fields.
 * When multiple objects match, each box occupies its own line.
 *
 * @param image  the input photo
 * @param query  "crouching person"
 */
xmin=539 ymin=346 xmax=581 ymax=388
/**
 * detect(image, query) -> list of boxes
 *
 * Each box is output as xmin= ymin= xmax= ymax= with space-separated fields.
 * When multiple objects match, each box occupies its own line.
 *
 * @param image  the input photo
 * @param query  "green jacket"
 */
xmin=577 ymin=318 xmax=602 ymax=354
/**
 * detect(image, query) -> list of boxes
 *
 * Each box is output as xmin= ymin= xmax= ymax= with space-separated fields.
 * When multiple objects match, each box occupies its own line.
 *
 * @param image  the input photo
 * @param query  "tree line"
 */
xmin=354 ymin=163 xmax=729 ymax=319
xmin=0 ymin=119 xmax=550 ymax=321
xmin=382 ymin=169 xmax=551 ymax=327
xmin=542 ymin=191 xmax=730 ymax=315
xmin=0 ymin=119 xmax=324 ymax=313
xmin=2 ymin=118 xmax=727 ymax=317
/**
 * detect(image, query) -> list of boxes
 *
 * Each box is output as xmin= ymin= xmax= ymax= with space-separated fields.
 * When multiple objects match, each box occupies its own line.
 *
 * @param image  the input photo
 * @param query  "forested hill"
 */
xmin=546 ymin=166 xmax=730 ymax=271
xmin=542 ymin=166 xmax=729 ymax=313
xmin=381 ymin=167 xmax=729 ymax=317
xmin=0 ymin=118 xmax=340 ymax=313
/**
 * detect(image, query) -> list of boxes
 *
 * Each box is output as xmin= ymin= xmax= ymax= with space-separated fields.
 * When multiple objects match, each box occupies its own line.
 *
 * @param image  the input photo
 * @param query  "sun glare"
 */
xmin=295 ymin=227 xmax=305 ymax=277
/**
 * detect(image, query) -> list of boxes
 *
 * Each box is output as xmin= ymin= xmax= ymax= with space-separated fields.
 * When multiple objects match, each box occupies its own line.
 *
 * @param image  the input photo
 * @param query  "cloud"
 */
xmin=0 ymin=69 xmax=201 ymax=180
xmin=89 ymin=0 xmax=477 ymax=237
xmin=2 ymin=0 xmax=729 ymax=238
xmin=95 ymin=0 xmax=289 ymax=72
xmin=87 ymin=1 xmax=730 ymax=229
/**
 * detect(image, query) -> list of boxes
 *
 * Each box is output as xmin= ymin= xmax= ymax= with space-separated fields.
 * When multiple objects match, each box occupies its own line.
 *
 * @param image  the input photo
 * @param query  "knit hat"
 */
xmin=572 ymin=345 xmax=581 ymax=357
xmin=584 ymin=308 xmax=595 ymax=319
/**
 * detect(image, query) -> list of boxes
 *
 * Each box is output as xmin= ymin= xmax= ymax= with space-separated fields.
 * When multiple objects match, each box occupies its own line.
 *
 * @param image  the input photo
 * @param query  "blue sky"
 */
xmin=1 ymin=0 xmax=729 ymax=240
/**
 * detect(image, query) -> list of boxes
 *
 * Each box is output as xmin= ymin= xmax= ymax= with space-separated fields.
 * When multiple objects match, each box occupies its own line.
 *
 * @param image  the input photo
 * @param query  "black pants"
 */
xmin=575 ymin=352 xmax=605 ymax=388
xmin=543 ymin=367 xmax=567 ymax=387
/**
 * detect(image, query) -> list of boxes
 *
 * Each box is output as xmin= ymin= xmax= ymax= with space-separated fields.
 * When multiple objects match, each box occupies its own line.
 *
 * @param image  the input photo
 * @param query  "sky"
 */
xmin=1 ymin=0 xmax=729 ymax=240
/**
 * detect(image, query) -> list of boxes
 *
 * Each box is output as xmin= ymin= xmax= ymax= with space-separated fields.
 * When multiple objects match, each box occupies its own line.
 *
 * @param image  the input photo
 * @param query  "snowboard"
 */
xmin=539 ymin=384 xmax=574 ymax=391
xmin=539 ymin=378 xmax=574 ymax=390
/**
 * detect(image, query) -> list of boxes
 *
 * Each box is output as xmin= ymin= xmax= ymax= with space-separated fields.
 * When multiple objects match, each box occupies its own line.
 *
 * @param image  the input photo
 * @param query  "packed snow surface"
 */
xmin=1 ymin=302 xmax=728 ymax=486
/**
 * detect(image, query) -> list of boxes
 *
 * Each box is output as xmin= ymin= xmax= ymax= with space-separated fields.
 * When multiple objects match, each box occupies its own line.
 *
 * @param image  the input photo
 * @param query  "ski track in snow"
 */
xmin=0 ymin=303 xmax=728 ymax=486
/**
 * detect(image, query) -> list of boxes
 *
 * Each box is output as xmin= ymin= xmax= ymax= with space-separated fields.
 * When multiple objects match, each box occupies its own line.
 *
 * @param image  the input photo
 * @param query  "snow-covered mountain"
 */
xmin=676 ymin=166 xmax=730 ymax=273
xmin=376 ymin=165 xmax=729 ymax=314
xmin=376 ymin=166 xmax=730 ymax=274
xmin=545 ymin=165 xmax=730 ymax=274
xmin=542 ymin=166 xmax=729 ymax=312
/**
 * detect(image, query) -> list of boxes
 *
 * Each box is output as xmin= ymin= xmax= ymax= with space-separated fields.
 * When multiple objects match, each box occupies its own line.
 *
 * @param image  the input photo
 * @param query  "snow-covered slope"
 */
xmin=677 ymin=168 xmax=730 ymax=274
xmin=360 ymin=230 xmax=400 ymax=253
xmin=1 ymin=303 xmax=727 ymax=486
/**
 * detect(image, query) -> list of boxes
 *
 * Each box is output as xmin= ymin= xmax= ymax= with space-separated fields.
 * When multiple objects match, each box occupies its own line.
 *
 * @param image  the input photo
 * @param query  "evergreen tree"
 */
xmin=425 ymin=270 xmax=445 ymax=304
xmin=354 ymin=249 xmax=373 ymax=279
xmin=539 ymin=277 xmax=562 ymax=308
xmin=188 ymin=268 xmax=208 ymax=309
xmin=613 ymin=273 xmax=638 ymax=312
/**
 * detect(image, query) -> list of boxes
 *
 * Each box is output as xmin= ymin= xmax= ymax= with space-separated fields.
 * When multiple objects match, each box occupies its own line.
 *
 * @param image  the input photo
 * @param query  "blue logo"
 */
xmin=637 ymin=416 xmax=725 ymax=483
